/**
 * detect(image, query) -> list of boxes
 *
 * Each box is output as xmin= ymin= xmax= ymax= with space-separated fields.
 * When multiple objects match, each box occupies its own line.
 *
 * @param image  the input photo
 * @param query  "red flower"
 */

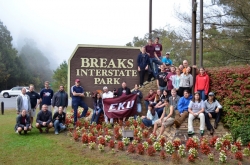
xmin=235 ymin=151 xmax=243 ymax=161
xmin=84 ymin=121 xmax=89 ymax=129
xmin=160 ymin=150 xmax=166 ymax=159
xmin=209 ymin=136 xmax=218 ymax=147
xmin=109 ymin=140 xmax=115 ymax=148
xmin=222 ymin=140 xmax=231 ymax=150
xmin=159 ymin=137 xmax=166 ymax=147
xmin=117 ymin=141 xmax=124 ymax=150
xmin=200 ymin=143 xmax=211 ymax=155
xmin=186 ymin=138 xmax=198 ymax=150
xmin=114 ymin=133 xmax=122 ymax=140
xmin=134 ymin=136 xmax=141 ymax=143
xmin=137 ymin=143 xmax=145 ymax=155
xmin=96 ymin=124 xmax=102 ymax=131
xmin=140 ymin=123 xmax=145 ymax=129
xmin=142 ymin=130 xmax=149 ymax=138
xmin=98 ymin=137 xmax=105 ymax=146
xmin=188 ymin=154 xmax=195 ymax=162
xmin=81 ymin=133 xmax=88 ymax=143
xmin=147 ymin=146 xmax=156 ymax=156
xmin=146 ymin=138 xmax=153 ymax=145
xmin=133 ymin=120 xmax=138 ymax=128
xmin=127 ymin=143 xmax=136 ymax=153
xmin=234 ymin=142 xmax=242 ymax=150
xmin=134 ymin=129 xmax=139 ymax=137
xmin=73 ymin=130 xmax=79 ymax=141
xmin=88 ymin=135 xmax=96 ymax=143
xmin=173 ymin=139 xmax=181 ymax=149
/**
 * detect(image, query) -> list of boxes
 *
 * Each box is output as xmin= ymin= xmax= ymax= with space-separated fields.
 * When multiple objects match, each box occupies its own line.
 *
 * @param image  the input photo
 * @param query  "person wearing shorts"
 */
xmin=36 ymin=104 xmax=53 ymax=133
xmin=153 ymin=98 xmax=175 ymax=139
xmin=26 ymin=84 xmax=40 ymax=127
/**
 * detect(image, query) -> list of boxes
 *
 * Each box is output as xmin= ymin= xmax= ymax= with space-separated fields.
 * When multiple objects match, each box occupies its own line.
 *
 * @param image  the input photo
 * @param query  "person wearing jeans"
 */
xmin=91 ymin=93 xmax=103 ymax=124
xmin=71 ymin=79 xmax=89 ymax=125
xmin=204 ymin=92 xmax=222 ymax=135
xmin=187 ymin=92 xmax=205 ymax=136
xmin=132 ymin=84 xmax=143 ymax=119
xmin=141 ymin=104 xmax=159 ymax=127
xmin=194 ymin=67 xmax=210 ymax=101
xmin=137 ymin=47 xmax=150 ymax=87
xmin=53 ymin=106 xmax=66 ymax=135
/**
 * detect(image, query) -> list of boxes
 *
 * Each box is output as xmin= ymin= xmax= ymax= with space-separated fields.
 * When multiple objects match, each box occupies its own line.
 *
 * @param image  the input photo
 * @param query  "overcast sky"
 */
xmin=0 ymin=0 xmax=193 ymax=68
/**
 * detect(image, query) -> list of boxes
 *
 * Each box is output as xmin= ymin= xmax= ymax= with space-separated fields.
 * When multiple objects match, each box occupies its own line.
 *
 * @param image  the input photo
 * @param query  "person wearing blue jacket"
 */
xmin=137 ymin=46 xmax=150 ymax=87
xmin=174 ymin=90 xmax=192 ymax=128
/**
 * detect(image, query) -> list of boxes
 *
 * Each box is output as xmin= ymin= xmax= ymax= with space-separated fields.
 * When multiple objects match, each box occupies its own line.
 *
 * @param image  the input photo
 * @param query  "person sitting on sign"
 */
xmin=152 ymin=98 xmax=175 ymax=139
xmin=141 ymin=104 xmax=159 ymax=127
xmin=116 ymin=81 xmax=131 ymax=122
xmin=15 ymin=109 xmax=32 ymax=135
xmin=154 ymin=90 xmax=168 ymax=117
xmin=91 ymin=92 xmax=103 ymax=124
xmin=131 ymin=84 xmax=143 ymax=119
xmin=161 ymin=52 xmax=173 ymax=66
xmin=144 ymin=89 xmax=156 ymax=110
xmin=102 ymin=86 xmax=114 ymax=125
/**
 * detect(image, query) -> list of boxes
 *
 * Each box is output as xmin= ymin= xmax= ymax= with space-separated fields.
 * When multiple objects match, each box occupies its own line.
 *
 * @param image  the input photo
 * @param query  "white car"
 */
xmin=0 ymin=86 xmax=29 ymax=98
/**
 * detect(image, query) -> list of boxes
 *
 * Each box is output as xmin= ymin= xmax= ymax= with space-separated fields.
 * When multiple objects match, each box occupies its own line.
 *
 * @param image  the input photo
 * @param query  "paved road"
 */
xmin=0 ymin=96 xmax=72 ymax=110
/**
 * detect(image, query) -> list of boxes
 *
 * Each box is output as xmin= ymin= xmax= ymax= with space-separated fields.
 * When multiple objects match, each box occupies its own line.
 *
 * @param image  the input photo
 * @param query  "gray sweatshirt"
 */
xmin=179 ymin=73 xmax=193 ymax=88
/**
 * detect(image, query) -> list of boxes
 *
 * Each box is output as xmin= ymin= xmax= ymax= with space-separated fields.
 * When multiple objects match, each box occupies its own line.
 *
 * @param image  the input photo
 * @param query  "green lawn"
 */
xmin=0 ymin=110 xmax=141 ymax=165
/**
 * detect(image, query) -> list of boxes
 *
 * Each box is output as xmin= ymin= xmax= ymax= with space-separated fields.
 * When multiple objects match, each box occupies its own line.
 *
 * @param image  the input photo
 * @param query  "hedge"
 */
xmin=207 ymin=65 xmax=250 ymax=145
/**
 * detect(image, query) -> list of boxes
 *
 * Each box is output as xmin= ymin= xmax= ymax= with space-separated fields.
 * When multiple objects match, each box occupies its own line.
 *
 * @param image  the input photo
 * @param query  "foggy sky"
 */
xmin=0 ymin=0 xmax=194 ymax=69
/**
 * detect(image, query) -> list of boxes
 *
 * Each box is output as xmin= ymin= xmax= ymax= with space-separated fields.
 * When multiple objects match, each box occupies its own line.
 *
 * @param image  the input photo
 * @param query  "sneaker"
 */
xmin=200 ymin=130 xmax=204 ymax=136
xmin=55 ymin=131 xmax=59 ymax=135
xmin=188 ymin=131 xmax=194 ymax=135
xmin=214 ymin=122 xmax=218 ymax=129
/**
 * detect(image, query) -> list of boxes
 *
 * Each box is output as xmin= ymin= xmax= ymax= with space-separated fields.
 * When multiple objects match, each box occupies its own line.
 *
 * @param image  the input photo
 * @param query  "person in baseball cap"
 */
xmin=162 ymin=52 xmax=173 ymax=66
xmin=204 ymin=91 xmax=222 ymax=135
xmin=71 ymin=78 xmax=88 ymax=125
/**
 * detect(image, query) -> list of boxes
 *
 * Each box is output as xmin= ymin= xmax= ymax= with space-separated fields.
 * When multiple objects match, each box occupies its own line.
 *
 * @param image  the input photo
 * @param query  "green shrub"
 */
xmin=207 ymin=66 xmax=250 ymax=145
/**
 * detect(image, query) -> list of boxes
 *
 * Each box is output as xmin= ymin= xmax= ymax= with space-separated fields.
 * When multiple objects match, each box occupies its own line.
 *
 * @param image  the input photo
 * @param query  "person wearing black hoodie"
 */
xmin=137 ymin=46 xmax=150 ymax=87
xmin=131 ymin=84 xmax=143 ymax=119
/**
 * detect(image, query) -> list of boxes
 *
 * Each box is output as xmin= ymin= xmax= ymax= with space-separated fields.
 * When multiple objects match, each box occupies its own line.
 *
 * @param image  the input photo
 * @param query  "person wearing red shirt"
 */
xmin=145 ymin=39 xmax=162 ymax=79
xmin=194 ymin=67 xmax=210 ymax=101
xmin=144 ymin=89 xmax=156 ymax=110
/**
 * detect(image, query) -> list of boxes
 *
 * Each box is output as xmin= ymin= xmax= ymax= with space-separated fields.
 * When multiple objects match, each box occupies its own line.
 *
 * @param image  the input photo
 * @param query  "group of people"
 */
xmin=15 ymin=82 xmax=68 ymax=135
xmin=15 ymin=37 xmax=222 ymax=138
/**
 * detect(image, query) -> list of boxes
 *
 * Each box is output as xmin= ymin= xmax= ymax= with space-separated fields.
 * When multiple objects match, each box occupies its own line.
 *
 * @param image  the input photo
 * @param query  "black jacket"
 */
xmin=36 ymin=110 xmax=52 ymax=125
xmin=51 ymin=91 xmax=68 ymax=107
xmin=131 ymin=90 xmax=143 ymax=103
xmin=52 ymin=112 xmax=66 ymax=123
xmin=15 ymin=114 xmax=30 ymax=130
xmin=116 ymin=87 xmax=131 ymax=97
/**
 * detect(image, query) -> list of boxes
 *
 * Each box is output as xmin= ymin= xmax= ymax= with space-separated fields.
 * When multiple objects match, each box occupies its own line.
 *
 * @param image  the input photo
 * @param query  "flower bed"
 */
xmin=66 ymin=111 xmax=250 ymax=163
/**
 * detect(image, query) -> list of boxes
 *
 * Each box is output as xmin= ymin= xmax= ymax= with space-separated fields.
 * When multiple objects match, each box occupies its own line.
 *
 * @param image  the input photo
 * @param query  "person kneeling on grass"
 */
xmin=141 ymin=104 xmax=159 ymax=127
xmin=153 ymin=98 xmax=175 ymax=139
xmin=53 ymin=106 xmax=66 ymax=135
xmin=187 ymin=92 xmax=205 ymax=136
xmin=36 ymin=104 xmax=53 ymax=133
xmin=15 ymin=109 xmax=32 ymax=135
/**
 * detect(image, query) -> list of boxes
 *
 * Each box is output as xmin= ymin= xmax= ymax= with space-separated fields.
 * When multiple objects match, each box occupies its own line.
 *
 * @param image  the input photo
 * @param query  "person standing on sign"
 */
xmin=102 ymin=86 xmax=114 ymax=125
xmin=71 ymin=79 xmax=89 ymax=125
xmin=137 ymin=46 xmax=150 ymax=88
xmin=116 ymin=81 xmax=131 ymax=122
xmin=40 ymin=81 xmax=54 ymax=111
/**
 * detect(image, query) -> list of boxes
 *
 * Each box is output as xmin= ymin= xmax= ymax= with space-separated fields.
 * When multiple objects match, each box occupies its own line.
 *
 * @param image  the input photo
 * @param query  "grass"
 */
xmin=0 ymin=109 xmax=249 ymax=165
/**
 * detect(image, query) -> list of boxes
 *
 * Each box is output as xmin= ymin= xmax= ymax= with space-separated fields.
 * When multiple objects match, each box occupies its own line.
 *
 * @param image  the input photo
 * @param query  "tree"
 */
xmin=19 ymin=41 xmax=53 ymax=89
xmin=0 ymin=20 xmax=29 ymax=90
xmin=126 ymin=28 xmax=192 ymax=66
xmin=52 ymin=61 xmax=68 ymax=92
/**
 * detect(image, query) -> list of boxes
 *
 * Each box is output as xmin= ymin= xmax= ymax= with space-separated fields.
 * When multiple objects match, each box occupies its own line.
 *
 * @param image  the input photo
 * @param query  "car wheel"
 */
xmin=3 ymin=93 xmax=9 ymax=98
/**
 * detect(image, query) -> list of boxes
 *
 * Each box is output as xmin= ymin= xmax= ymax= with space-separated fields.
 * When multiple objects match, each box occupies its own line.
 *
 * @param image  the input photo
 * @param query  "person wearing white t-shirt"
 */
xmin=16 ymin=87 xmax=31 ymax=115
xmin=187 ymin=92 xmax=205 ymax=136
xmin=102 ymin=86 xmax=114 ymax=124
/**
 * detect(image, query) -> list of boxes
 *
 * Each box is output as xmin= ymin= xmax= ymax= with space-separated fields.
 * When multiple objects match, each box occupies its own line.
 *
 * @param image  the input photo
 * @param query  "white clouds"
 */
xmin=0 ymin=0 xmax=190 ymax=65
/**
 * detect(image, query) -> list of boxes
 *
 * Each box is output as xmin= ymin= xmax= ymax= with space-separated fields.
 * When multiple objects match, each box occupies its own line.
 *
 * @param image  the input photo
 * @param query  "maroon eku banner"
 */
xmin=103 ymin=94 xmax=137 ymax=118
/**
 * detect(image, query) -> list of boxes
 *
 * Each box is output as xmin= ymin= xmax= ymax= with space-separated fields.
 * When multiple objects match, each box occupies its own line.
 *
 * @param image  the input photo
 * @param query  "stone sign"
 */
xmin=68 ymin=44 xmax=140 ymax=108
